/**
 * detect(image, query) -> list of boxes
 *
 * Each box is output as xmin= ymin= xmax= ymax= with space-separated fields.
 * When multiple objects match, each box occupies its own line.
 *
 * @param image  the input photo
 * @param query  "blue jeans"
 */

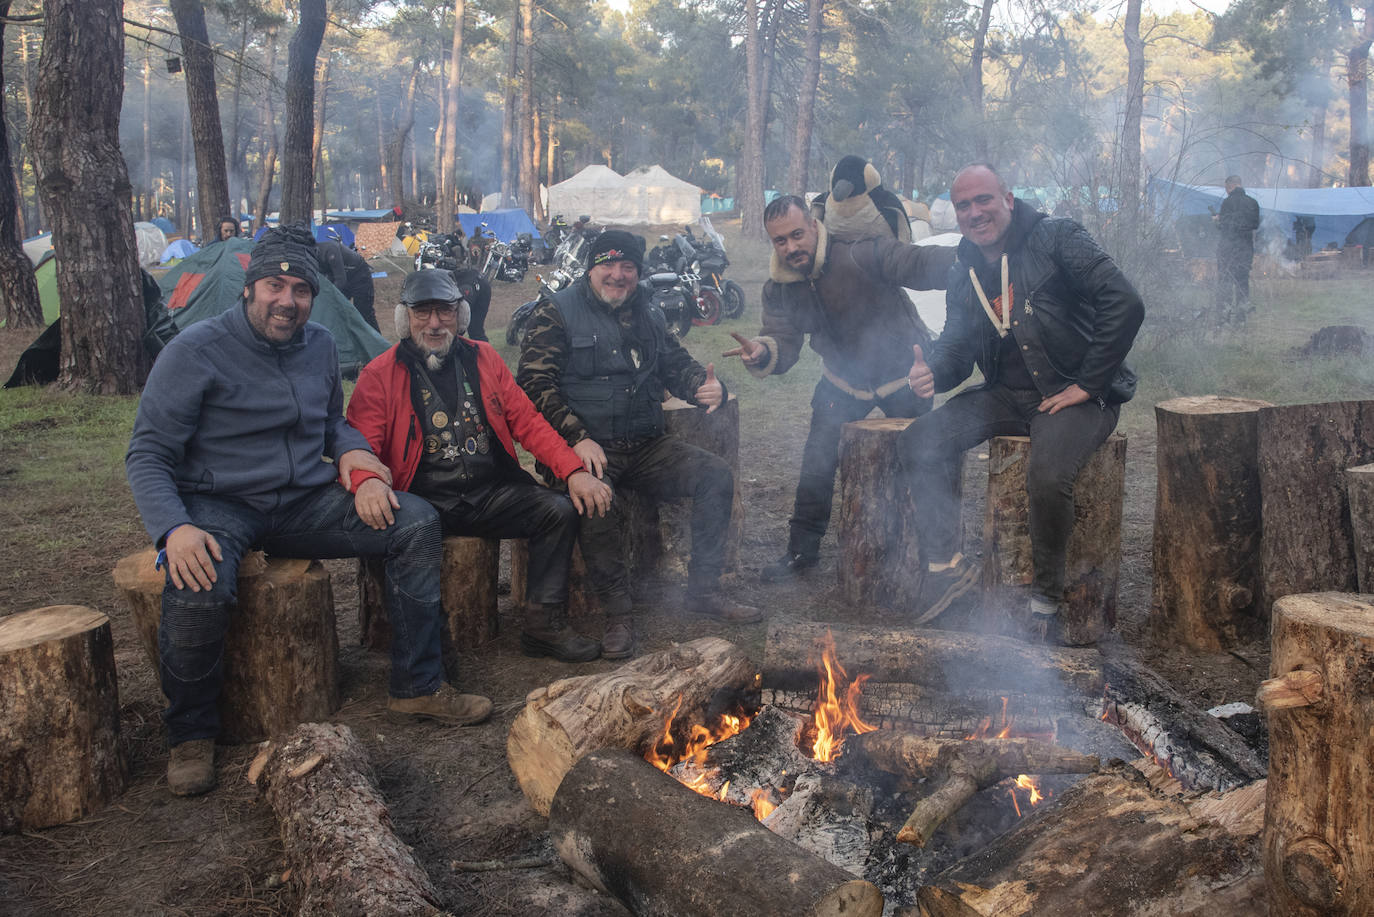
xmin=897 ymin=385 xmax=1119 ymax=602
xmin=159 ymin=485 xmax=443 ymax=745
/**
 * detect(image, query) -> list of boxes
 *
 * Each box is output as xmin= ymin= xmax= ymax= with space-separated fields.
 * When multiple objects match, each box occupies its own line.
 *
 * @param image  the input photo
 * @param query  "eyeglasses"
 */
xmin=410 ymin=303 xmax=459 ymax=319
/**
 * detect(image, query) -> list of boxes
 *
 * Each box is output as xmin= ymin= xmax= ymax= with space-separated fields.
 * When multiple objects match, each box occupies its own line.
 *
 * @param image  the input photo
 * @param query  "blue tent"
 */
xmin=1148 ymin=178 xmax=1374 ymax=251
xmin=458 ymin=208 xmax=541 ymax=242
xmin=252 ymin=222 xmax=357 ymax=249
xmin=151 ymin=216 xmax=176 ymax=234
xmin=160 ymin=239 xmax=199 ymax=263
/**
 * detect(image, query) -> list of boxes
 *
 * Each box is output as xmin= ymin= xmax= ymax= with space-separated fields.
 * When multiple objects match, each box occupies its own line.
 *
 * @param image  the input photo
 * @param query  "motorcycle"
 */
xmin=413 ymin=230 xmax=469 ymax=273
xmin=645 ymin=266 xmax=694 ymax=339
xmin=656 ymin=233 xmax=722 ymax=327
xmin=467 ymin=222 xmax=498 ymax=267
xmin=537 ymin=214 xmax=571 ymax=263
xmin=504 ymin=261 xmax=581 ymax=346
xmin=481 ymin=232 xmax=531 ymax=283
xmin=686 ymin=218 xmax=745 ymax=319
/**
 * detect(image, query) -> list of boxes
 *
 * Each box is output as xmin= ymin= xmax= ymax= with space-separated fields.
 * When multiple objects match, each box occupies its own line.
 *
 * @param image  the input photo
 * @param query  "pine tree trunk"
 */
xmin=311 ymin=53 xmax=330 ymax=215
xmin=520 ymin=0 xmax=542 ymax=222
xmin=253 ymin=32 xmax=279 ymax=233
xmin=788 ymin=0 xmax=824 ymax=195
xmin=0 ymin=0 xmax=41 ymax=328
xmin=31 ymin=0 xmax=145 ymax=393
xmin=437 ymin=0 xmax=464 ymax=229
xmin=169 ymin=0 xmax=231 ymax=241
xmin=385 ymin=64 xmax=419 ymax=212
xmin=738 ymin=0 xmax=765 ymax=237
xmin=280 ymin=0 xmax=325 ymax=226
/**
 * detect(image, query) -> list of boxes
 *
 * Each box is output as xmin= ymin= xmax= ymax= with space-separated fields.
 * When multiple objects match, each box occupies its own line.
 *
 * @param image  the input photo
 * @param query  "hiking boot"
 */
xmin=1029 ymin=595 xmax=1066 ymax=646
xmin=167 ymin=739 xmax=216 ymax=797
xmin=521 ymin=624 xmax=601 ymax=663
xmin=601 ymin=618 xmax=635 ymax=660
xmin=690 ymin=592 xmax=764 ymax=624
xmin=913 ymin=555 xmax=980 ymax=624
xmin=388 ymin=683 xmax=492 ymax=726
xmin=760 ymin=551 xmax=818 ymax=583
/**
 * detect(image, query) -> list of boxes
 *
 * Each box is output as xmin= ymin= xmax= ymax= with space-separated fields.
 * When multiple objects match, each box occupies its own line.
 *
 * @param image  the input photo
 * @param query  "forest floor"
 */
xmin=1 ymin=216 xmax=1371 ymax=915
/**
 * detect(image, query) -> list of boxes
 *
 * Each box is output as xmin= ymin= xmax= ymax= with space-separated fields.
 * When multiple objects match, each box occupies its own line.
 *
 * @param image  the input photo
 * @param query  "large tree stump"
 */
xmin=917 ymin=769 xmax=1266 ymax=916
xmin=251 ymin=722 xmax=441 ymax=917
xmin=0 ymin=605 xmax=127 ymax=832
xmin=1347 ymin=463 xmax=1374 ymax=593
xmin=113 ymin=549 xmax=339 ymax=745
xmin=1260 ymin=592 xmax=1374 ymax=916
xmin=1150 ymin=396 xmax=1272 ymax=650
xmin=506 ymin=636 xmax=757 ymax=816
xmin=1258 ymin=401 xmax=1374 ymax=615
xmin=548 ymin=748 xmax=884 ymax=917
xmin=626 ymin=396 xmax=743 ymax=583
xmin=980 ymin=434 xmax=1126 ymax=645
xmin=509 ymin=539 xmax=596 ymax=623
xmin=357 ymin=535 xmax=499 ymax=661
xmin=836 ymin=417 xmax=928 ymax=610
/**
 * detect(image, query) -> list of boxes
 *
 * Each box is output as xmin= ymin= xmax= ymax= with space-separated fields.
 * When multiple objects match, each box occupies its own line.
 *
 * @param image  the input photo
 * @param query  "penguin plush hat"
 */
xmin=811 ymin=154 xmax=912 ymax=243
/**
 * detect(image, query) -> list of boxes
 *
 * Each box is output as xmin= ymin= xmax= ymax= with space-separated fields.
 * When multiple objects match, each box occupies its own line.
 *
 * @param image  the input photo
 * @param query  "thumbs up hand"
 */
xmin=908 ymin=344 xmax=935 ymax=399
xmin=696 ymin=362 xmax=725 ymax=414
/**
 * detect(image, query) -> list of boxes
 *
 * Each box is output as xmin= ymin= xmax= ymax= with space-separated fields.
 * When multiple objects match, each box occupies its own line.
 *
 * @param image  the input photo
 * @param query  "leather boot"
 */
xmin=167 ymin=739 xmax=216 ymax=797
xmin=601 ymin=616 xmax=635 ymax=660
xmin=689 ymin=590 xmax=764 ymax=624
xmin=520 ymin=602 xmax=601 ymax=663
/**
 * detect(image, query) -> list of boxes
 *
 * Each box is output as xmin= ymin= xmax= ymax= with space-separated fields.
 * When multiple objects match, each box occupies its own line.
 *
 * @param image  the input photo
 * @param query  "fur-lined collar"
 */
xmin=769 ymin=219 xmax=829 ymax=283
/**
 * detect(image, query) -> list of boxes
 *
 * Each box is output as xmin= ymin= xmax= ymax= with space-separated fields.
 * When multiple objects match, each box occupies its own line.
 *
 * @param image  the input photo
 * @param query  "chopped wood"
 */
xmin=1346 ymin=462 xmax=1374 ymax=592
xmin=247 ymin=742 xmax=272 ymax=786
xmin=836 ymin=417 xmax=925 ymax=611
xmin=548 ymin=748 xmax=884 ymax=917
xmin=256 ymin=722 xmax=441 ymax=917
xmin=1264 ymin=593 xmax=1374 ymax=915
xmin=507 ymin=637 xmax=758 ymax=816
xmin=1255 ymin=669 xmax=1323 ymax=709
xmin=0 ymin=605 xmax=127 ymax=832
xmin=1150 ymin=396 xmax=1271 ymax=650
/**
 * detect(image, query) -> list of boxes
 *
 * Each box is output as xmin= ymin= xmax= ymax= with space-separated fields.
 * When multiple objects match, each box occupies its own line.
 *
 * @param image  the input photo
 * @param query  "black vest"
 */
xmin=551 ymin=282 xmax=667 ymax=445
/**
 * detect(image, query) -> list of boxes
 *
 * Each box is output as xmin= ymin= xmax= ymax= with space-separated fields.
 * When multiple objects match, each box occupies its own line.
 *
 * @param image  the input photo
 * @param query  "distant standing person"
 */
xmin=1214 ymin=175 xmax=1260 ymax=315
xmin=318 ymin=235 xmax=379 ymax=331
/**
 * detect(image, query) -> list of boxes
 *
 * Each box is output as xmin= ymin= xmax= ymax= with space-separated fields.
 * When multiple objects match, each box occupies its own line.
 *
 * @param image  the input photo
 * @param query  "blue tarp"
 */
xmin=151 ymin=216 xmax=176 ymax=234
xmin=326 ymin=208 xmax=393 ymax=221
xmin=252 ymin=222 xmax=357 ymax=248
xmin=458 ymin=208 xmax=541 ymax=242
xmin=159 ymin=239 xmax=199 ymax=263
xmin=1148 ymin=178 xmax=1374 ymax=251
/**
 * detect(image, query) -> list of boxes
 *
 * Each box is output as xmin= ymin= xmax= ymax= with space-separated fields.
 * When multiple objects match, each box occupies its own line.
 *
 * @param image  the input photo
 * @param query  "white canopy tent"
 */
xmin=547 ymin=165 xmax=634 ymax=223
xmin=547 ymin=164 xmax=702 ymax=225
xmin=620 ymin=165 xmax=702 ymax=226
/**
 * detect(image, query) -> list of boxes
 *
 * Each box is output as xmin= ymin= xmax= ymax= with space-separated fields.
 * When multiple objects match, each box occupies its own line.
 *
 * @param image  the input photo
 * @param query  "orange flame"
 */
xmin=643 ymin=694 xmax=752 ymax=805
xmin=751 ymin=788 xmax=777 ymax=820
xmin=810 ymin=630 xmax=877 ymax=762
xmin=1008 ymin=773 xmax=1048 ymax=818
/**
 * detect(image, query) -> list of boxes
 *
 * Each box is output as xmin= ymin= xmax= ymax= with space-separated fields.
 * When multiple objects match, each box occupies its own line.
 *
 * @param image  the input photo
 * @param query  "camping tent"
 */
xmin=620 ymin=165 xmax=702 ymax=226
xmin=458 ymin=208 xmax=541 ymax=242
xmin=22 ymin=232 xmax=52 ymax=266
xmin=150 ymin=216 xmax=176 ymax=234
xmin=1147 ymin=178 xmax=1374 ymax=252
xmin=157 ymin=237 xmax=388 ymax=374
xmin=135 ymin=222 xmax=168 ymax=267
xmin=160 ymin=239 xmax=199 ymax=263
xmin=547 ymin=165 xmax=632 ymax=223
xmin=480 ymin=185 xmax=548 ymax=213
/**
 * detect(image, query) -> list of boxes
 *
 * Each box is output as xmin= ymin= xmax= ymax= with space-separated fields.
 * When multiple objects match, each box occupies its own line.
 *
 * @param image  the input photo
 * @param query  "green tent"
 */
xmin=158 ymin=237 xmax=388 ymax=375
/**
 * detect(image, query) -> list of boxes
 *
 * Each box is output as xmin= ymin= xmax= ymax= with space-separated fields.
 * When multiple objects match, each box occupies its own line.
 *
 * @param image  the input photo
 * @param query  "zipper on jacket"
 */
xmin=404 ymin=415 xmax=416 ymax=461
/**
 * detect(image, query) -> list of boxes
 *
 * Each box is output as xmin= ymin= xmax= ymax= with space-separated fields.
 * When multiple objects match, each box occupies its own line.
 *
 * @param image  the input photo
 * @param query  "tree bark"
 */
xmin=548 ymin=749 xmax=884 ymax=917
xmin=506 ymin=636 xmax=756 ymax=816
xmin=385 ymin=63 xmax=420 ymax=212
xmin=253 ymin=30 xmax=280 ymax=233
xmin=788 ymin=0 xmax=824 ymax=194
xmin=836 ymin=417 xmax=924 ymax=611
xmin=738 ymin=0 xmax=765 ymax=237
xmin=1347 ymin=462 xmax=1374 ymax=592
xmin=501 ymin=3 xmax=519 ymax=207
xmin=437 ymin=0 xmax=465 ymax=229
xmin=31 ymin=0 xmax=145 ymax=394
xmin=1346 ymin=2 xmax=1373 ymax=187
xmin=311 ymin=52 xmax=331 ymax=215
xmin=0 ymin=0 xmax=41 ymax=329
xmin=1150 ymin=396 xmax=1271 ymax=650
xmin=1120 ymin=0 xmax=1144 ymax=241
xmin=169 ymin=0 xmax=231 ymax=241
xmin=1261 ymin=593 xmax=1374 ymax=916
xmin=252 ymin=722 xmax=442 ymax=917
xmin=280 ymin=0 xmax=326 ymax=226
xmin=0 ymin=605 xmax=126 ymax=832
xmin=968 ymin=0 xmax=995 ymax=161
xmin=520 ymin=0 xmax=542 ymax=222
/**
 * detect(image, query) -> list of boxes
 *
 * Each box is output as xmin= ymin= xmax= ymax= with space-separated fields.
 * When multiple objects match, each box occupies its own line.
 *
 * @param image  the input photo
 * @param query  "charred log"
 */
xmin=667 ymin=704 xmax=814 ymax=808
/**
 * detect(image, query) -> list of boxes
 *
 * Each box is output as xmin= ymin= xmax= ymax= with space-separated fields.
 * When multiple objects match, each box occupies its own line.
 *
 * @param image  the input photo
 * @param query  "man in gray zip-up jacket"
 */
xmin=127 ymin=225 xmax=492 ymax=798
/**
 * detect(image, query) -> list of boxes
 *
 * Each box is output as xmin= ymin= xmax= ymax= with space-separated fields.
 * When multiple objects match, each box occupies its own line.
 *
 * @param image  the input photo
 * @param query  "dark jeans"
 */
xmin=789 ymin=376 xmax=928 ymax=557
xmin=159 ymin=485 xmax=444 ymax=746
xmin=577 ymin=434 xmax=734 ymax=610
xmin=1216 ymin=250 xmax=1252 ymax=307
xmin=897 ymin=384 xmax=1119 ymax=602
xmin=432 ymin=479 xmax=578 ymax=606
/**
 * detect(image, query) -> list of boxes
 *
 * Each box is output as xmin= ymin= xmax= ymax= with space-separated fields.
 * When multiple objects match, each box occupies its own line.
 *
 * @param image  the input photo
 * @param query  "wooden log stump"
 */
xmin=548 ymin=748 xmax=884 ymax=917
xmin=980 ymin=434 xmax=1126 ymax=645
xmin=506 ymin=636 xmax=757 ymax=816
xmin=1347 ymin=463 xmax=1374 ymax=593
xmin=1260 ymin=592 xmax=1374 ymax=915
xmin=509 ymin=539 xmax=596 ymax=624
xmin=113 ymin=549 xmax=339 ymax=745
xmin=836 ymin=417 xmax=928 ymax=610
xmin=250 ymin=722 xmax=442 ymax=917
xmin=1258 ymin=400 xmax=1374 ymax=615
xmin=0 ymin=605 xmax=127 ymax=832
xmin=1150 ymin=396 xmax=1272 ymax=650
xmin=357 ymin=535 xmax=499 ymax=661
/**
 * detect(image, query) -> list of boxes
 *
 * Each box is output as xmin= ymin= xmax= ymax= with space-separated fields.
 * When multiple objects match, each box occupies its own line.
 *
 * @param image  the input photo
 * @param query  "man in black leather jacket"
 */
xmin=900 ymin=163 xmax=1144 ymax=639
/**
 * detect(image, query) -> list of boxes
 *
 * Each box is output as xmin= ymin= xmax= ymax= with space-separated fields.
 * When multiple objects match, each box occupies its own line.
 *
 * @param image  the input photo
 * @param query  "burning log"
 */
xmin=250 ymin=722 xmax=442 ymax=917
xmin=762 ymin=774 xmax=876 ymax=877
xmin=548 ymin=748 xmax=884 ymax=917
xmin=506 ymin=637 xmax=757 ymax=816
xmin=1262 ymin=593 xmax=1374 ymax=915
xmin=1347 ymin=462 xmax=1374 ymax=592
xmin=852 ymin=731 xmax=1099 ymax=846
xmin=917 ymin=768 xmax=1266 ymax=916
xmin=666 ymin=704 xmax=814 ymax=809
xmin=763 ymin=619 xmax=1105 ymax=700
xmin=763 ymin=681 xmax=1071 ymax=737
xmin=1150 ymin=396 xmax=1271 ymax=650
xmin=836 ymin=417 xmax=926 ymax=610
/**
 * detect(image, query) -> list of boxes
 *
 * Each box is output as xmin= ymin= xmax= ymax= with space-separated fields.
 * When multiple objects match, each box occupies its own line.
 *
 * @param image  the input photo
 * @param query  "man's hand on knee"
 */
xmin=165 ymin=524 xmax=223 ymax=592
xmin=355 ymin=477 xmax=400 ymax=530
xmin=567 ymin=469 xmax=613 ymax=517
xmin=337 ymin=448 xmax=392 ymax=492
xmin=1038 ymin=383 xmax=1091 ymax=415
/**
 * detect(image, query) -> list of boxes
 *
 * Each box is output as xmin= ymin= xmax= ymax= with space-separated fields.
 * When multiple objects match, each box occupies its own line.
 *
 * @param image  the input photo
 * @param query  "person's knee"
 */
xmin=388 ymin=494 xmax=442 ymax=561
xmin=694 ymin=455 xmax=734 ymax=502
xmin=1026 ymin=458 xmax=1078 ymax=502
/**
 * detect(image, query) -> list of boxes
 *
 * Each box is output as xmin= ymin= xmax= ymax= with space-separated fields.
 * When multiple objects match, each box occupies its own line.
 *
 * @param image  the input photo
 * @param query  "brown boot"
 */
xmin=521 ymin=603 xmax=601 ymax=663
xmin=601 ymin=616 xmax=635 ymax=660
xmin=690 ymin=591 xmax=763 ymax=624
xmin=388 ymin=683 xmax=492 ymax=726
xmin=167 ymin=739 xmax=216 ymax=797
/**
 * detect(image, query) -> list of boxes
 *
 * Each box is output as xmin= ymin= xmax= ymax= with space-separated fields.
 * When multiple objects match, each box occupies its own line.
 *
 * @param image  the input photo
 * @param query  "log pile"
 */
xmin=0 ymin=605 xmax=126 ymax=831
xmin=548 ymin=748 xmax=884 ymax=917
xmin=250 ymin=722 xmax=442 ymax=917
